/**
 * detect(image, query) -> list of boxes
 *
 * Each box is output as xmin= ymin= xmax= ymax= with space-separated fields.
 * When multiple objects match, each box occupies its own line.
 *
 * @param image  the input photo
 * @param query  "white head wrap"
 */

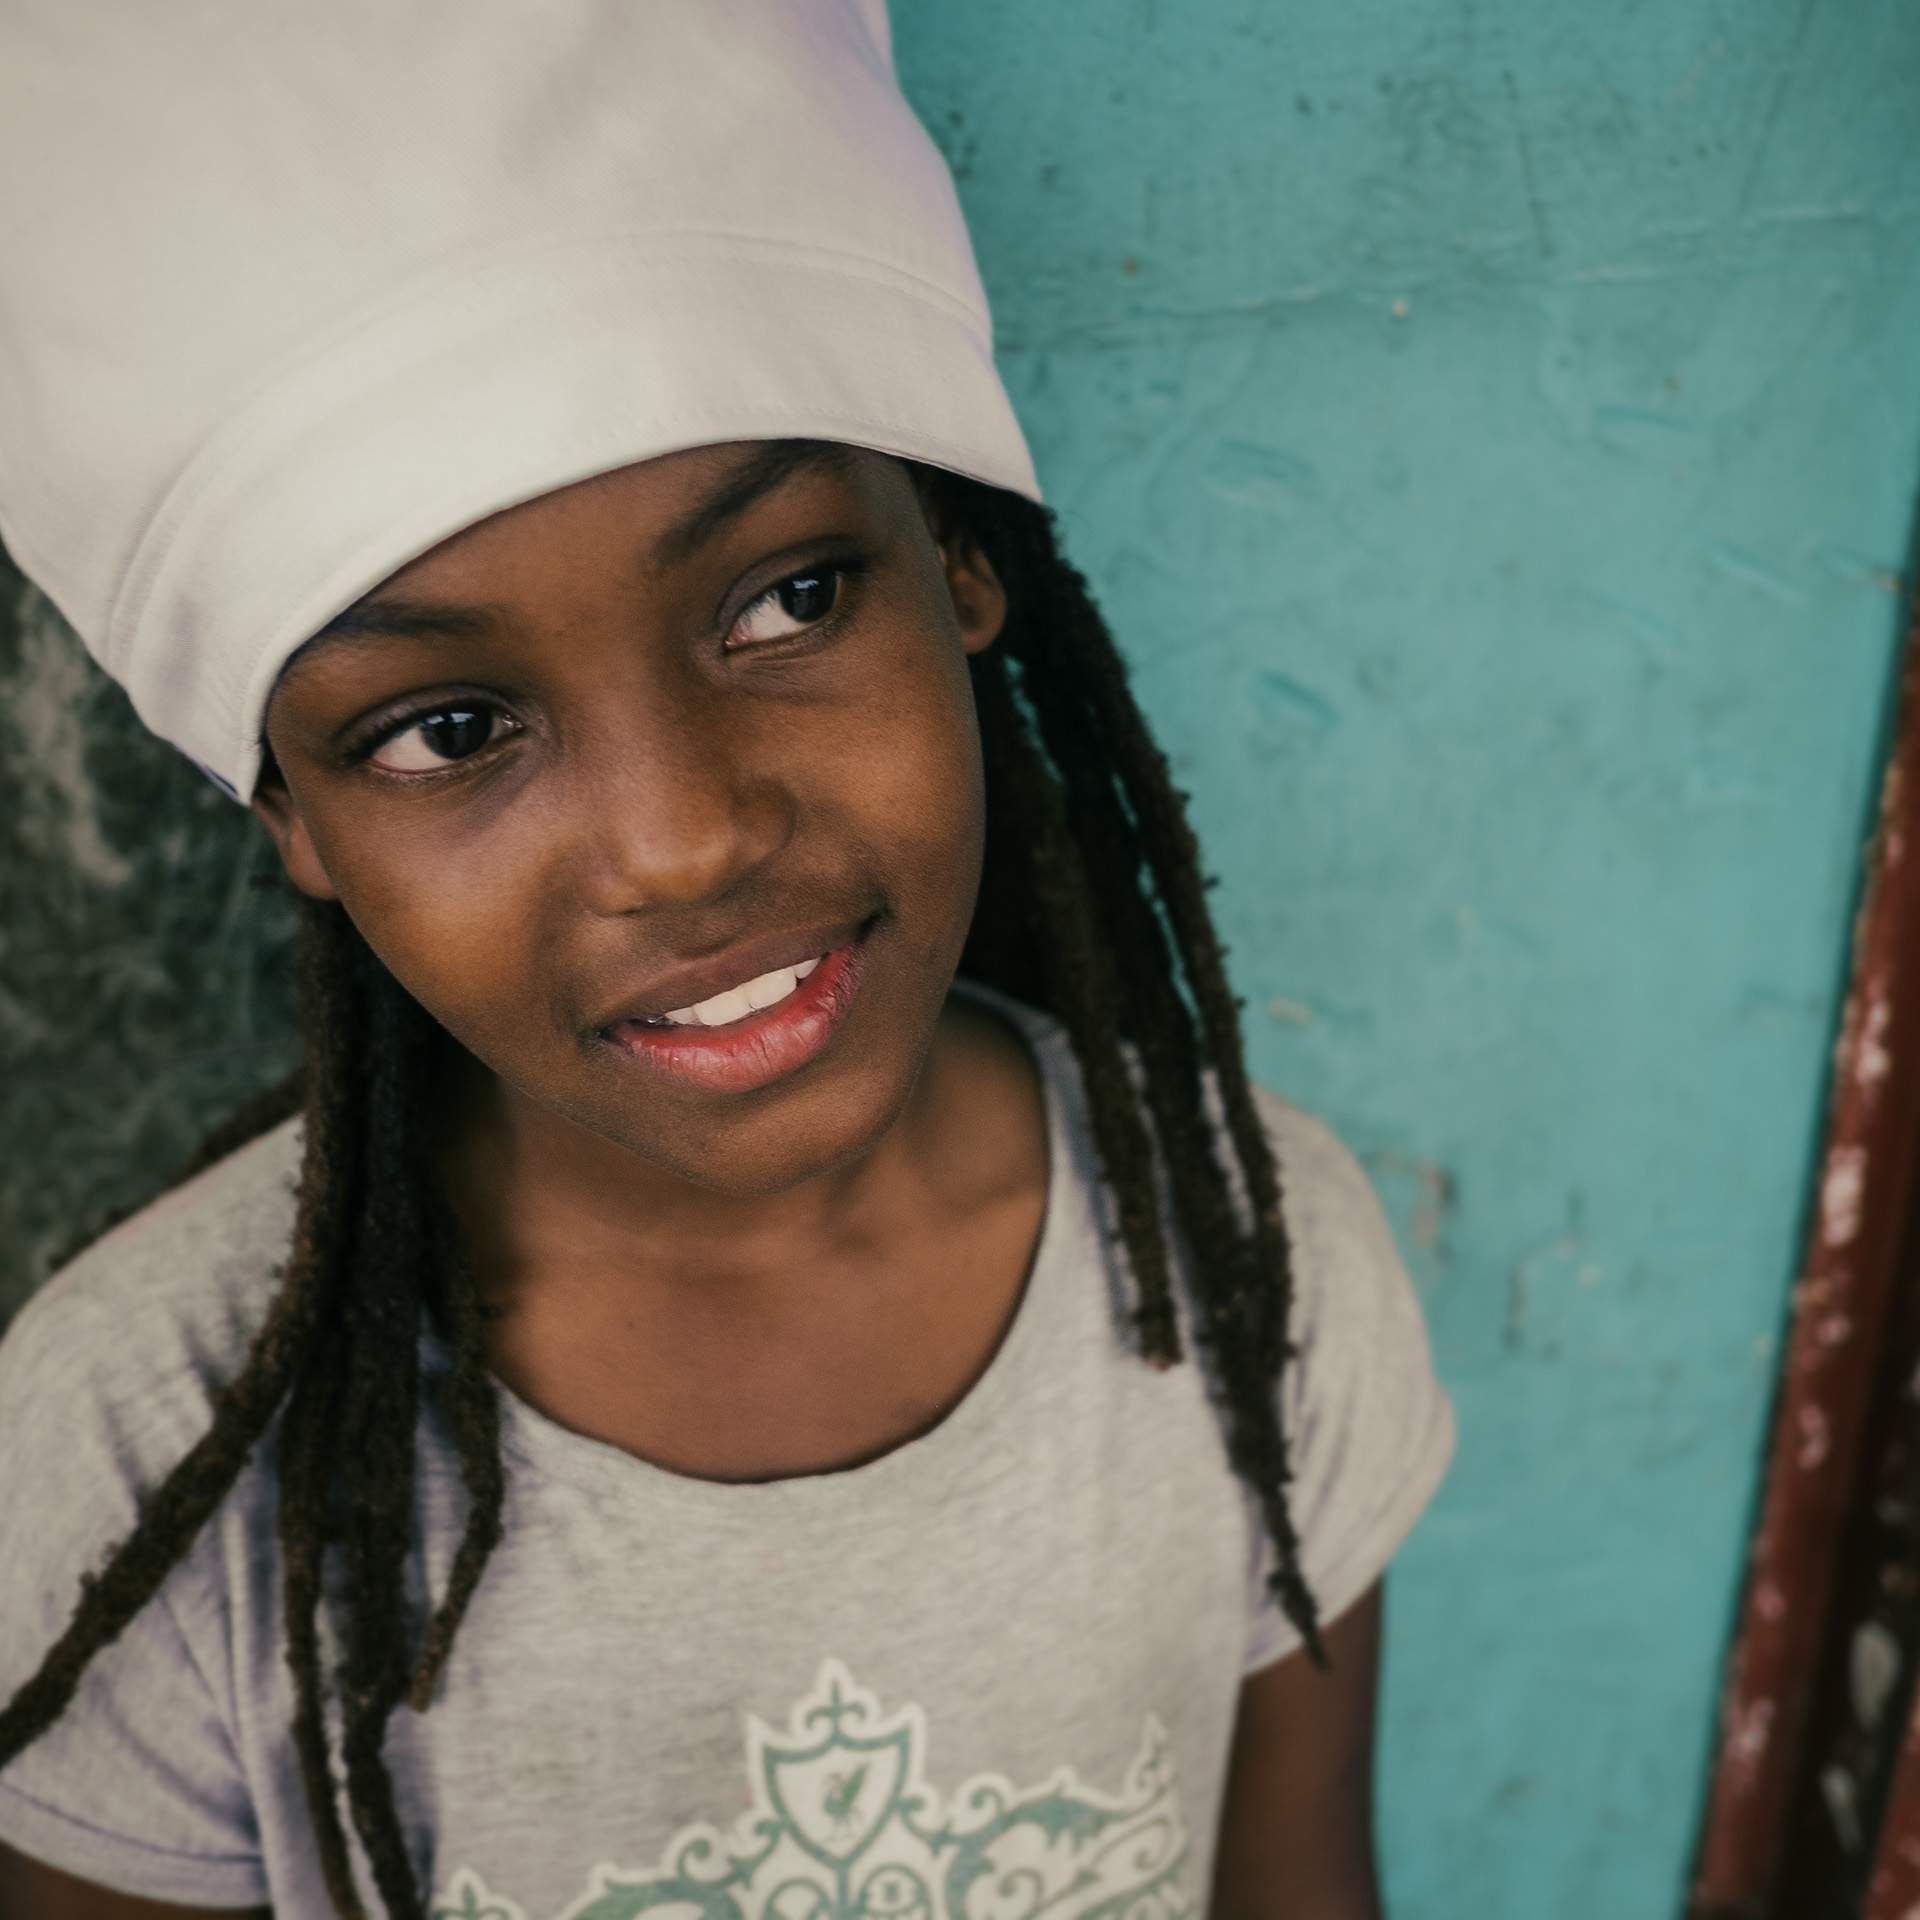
xmin=0 ymin=1 xmax=1037 ymax=799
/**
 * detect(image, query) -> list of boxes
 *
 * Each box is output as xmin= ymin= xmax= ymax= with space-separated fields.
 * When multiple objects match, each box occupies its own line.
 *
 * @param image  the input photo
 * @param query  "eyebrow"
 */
xmin=652 ymin=439 xmax=857 ymax=566
xmin=290 ymin=439 xmax=857 ymax=672
xmin=281 ymin=600 xmax=498 ymax=680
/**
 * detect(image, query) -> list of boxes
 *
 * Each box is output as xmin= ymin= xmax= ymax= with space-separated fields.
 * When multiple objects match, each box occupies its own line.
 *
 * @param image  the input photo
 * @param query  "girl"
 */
xmin=0 ymin=6 xmax=1453 ymax=1919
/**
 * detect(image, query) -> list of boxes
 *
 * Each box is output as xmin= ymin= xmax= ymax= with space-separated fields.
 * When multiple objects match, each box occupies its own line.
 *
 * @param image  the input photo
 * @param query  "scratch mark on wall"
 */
xmin=1505 ymin=1194 xmax=1587 ymax=1350
xmin=1709 ymin=542 xmax=1808 ymax=607
xmin=1500 ymin=68 xmax=1554 ymax=262
xmin=1362 ymin=1150 xmax=1455 ymax=1295
xmin=1737 ymin=0 xmax=1821 ymax=219
xmin=1252 ymin=670 xmax=1339 ymax=731
xmin=1817 ymin=546 xmax=1907 ymax=596
xmin=1203 ymin=438 xmax=1318 ymax=510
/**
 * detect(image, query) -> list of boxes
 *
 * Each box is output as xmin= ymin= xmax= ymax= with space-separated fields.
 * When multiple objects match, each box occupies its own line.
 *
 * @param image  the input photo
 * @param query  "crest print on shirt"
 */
xmin=431 ymin=1659 xmax=1190 ymax=1920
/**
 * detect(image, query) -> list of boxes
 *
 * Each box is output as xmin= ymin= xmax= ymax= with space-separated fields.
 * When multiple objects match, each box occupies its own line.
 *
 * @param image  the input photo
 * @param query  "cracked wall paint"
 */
xmin=892 ymin=2 xmax=1920 ymax=1915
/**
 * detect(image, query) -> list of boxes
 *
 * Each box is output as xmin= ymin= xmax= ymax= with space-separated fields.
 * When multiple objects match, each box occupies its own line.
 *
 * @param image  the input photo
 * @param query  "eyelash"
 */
xmin=358 ymin=701 xmax=517 ymax=776
xmin=355 ymin=561 xmax=862 ymax=775
xmin=725 ymin=560 xmax=860 ymax=650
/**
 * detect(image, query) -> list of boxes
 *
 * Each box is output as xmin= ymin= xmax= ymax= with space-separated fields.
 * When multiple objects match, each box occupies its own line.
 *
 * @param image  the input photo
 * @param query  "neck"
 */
xmin=426 ymin=992 xmax=1050 ymax=1481
xmin=434 ymin=994 xmax=1033 ymax=1303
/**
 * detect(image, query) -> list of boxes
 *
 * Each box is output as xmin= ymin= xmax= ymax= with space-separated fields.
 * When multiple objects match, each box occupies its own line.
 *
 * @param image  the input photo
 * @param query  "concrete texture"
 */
xmin=0 ymin=554 xmax=299 ymax=1327
xmin=889 ymin=1 xmax=1920 ymax=1913
xmin=0 ymin=2 xmax=1915 ymax=1914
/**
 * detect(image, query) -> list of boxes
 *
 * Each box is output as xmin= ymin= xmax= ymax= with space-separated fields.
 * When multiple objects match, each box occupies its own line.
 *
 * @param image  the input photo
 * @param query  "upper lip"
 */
xmin=594 ymin=916 xmax=869 ymax=1028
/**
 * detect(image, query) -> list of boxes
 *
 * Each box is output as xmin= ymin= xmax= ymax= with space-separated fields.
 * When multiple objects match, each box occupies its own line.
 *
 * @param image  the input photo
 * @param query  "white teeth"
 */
xmin=655 ymin=955 xmax=826 ymax=1031
xmin=694 ymin=984 xmax=754 ymax=1026
xmin=745 ymin=966 xmax=798 ymax=1011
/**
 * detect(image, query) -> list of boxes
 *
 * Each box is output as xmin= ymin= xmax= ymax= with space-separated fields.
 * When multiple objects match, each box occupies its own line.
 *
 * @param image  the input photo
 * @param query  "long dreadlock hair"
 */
xmin=0 ymin=481 xmax=1321 ymax=1919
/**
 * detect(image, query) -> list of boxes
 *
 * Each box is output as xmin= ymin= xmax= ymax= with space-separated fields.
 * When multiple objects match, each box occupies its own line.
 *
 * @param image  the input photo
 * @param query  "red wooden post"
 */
xmin=1690 ymin=592 xmax=1920 ymax=1918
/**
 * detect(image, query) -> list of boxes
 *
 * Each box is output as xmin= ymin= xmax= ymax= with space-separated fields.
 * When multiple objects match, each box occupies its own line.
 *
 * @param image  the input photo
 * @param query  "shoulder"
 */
xmin=981 ymin=984 xmax=1441 ymax=1378
xmin=0 ymin=1124 xmax=298 ymax=1894
xmin=1248 ymin=1089 xmax=1455 ymax=1639
xmin=1253 ymin=1089 xmax=1425 ymax=1356
xmin=0 ymin=1118 xmax=302 ymax=1511
xmin=985 ymin=991 xmax=1455 ymax=1624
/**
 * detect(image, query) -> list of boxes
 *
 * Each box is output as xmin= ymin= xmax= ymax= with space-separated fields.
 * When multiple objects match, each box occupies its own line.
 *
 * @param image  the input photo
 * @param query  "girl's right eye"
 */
xmin=368 ymin=705 xmax=513 ymax=773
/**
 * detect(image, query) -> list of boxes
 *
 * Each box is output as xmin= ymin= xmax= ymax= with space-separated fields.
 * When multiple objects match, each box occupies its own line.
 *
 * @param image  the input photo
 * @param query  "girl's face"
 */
xmin=253 ymin=443 xmax=1007 ymax=1195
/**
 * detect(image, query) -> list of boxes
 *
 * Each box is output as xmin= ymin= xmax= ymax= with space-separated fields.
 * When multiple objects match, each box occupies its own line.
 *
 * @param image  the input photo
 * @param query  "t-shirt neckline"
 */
xmin=489 ymin=987 xmax=1081 ymax=1526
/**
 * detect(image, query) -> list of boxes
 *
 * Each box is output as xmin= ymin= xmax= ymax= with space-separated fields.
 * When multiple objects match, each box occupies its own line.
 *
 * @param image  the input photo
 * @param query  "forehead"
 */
xmin=283 ymin=440 xmax=881 ymax=676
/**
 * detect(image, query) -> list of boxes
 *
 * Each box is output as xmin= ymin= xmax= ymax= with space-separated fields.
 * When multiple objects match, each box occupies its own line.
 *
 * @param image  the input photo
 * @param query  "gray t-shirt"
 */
xmin=0 ymin=1000 xmax=1453 ymax=1919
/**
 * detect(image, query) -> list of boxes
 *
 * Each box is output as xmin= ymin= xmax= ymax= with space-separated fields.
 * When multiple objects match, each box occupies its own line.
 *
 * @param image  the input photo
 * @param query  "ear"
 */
xmin=249 ymin=763 xmax=341 ymax=901
xmin=914 ymin=475 xmax=1008 ymax=656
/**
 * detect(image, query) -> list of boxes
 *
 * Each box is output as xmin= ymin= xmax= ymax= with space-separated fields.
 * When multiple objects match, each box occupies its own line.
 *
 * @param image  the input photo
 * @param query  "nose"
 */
xmin=569 ymin=687 xmax=793 ymax=916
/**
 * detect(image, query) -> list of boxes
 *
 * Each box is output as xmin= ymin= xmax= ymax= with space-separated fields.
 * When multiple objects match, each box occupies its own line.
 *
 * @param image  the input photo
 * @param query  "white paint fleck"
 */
xmin=1823 ymin=1145 xmax=1867 ymax=1249
xmin=1822 ymin=1763 xmax=1864 ymax=1853
xmin=1852 ymin=1620 xmax=1902 ymax=1730
xmin=1756 ymin=1579 xmax=1787 ymax=1625
xmin=1857 ymin=985 xmax=1893 ymax=1090
xmin=1798 ymin=1402 xmax=1831 ymax=1471
xmin=1816 ymin=1313 xmax=1854 ymax=1349
xmin=1727 ymin=1695 xmax=1774 ymax=1769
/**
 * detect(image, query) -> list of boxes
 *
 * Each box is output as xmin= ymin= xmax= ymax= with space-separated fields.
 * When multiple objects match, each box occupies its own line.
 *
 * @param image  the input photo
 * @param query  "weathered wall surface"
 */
xmin=1 ymin=3 xmax=1916 ymax=1915
xmin=889 ymin=0 xmax=1920 ymax=1913
xmin=0 ymin=555 xmax=299 ymax=1327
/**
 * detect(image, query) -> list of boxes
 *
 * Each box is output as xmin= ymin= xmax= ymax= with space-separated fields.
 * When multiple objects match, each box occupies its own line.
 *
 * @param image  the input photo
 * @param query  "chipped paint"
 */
xmin=1860 ymin=986 xmax=1896 ymax=1093
xmin=1692 ymin=592 xmax=1920 ymax=1908
xmin=1823 ymin=1145 xmax=1868 ymax=1248
xmin=1852 ymin=1622 xmax=1901 ymax=1731
xmin=1798 ymin=1402 xmax=1834 ymax=1472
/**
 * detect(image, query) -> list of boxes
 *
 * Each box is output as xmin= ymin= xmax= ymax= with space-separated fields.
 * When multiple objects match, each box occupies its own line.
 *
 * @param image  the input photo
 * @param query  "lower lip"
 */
xmin=603 ymin=937 xmax=867 ymax=1095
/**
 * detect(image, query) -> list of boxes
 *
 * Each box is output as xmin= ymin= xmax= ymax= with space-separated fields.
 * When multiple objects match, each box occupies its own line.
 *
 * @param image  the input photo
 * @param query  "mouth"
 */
xmin=600 ymin=926 xmax=870 ymax=1095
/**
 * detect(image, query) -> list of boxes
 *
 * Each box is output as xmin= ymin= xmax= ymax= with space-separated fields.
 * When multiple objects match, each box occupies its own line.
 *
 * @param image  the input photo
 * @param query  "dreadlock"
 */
xmin=0 ymin=485 xmax=1319 ymax=1917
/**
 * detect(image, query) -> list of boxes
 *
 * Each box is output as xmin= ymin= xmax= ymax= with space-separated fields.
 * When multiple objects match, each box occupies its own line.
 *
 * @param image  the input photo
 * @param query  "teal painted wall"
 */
xmin=891 ymin=2 xmax=1920 ymax=1914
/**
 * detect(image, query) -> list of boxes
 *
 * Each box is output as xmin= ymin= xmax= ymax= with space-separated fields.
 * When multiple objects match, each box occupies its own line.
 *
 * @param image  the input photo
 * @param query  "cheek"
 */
xmin=827 ymin=647 xmax=987 ymax=939
xmin=311 ymin=801 xmax=565 ymax=1043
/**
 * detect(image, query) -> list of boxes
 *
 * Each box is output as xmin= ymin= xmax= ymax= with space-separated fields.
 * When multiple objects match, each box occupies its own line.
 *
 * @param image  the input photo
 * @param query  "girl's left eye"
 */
xmin=730 ymin=569 xmax=841 ymax=647
xmin=368 ymin=705 xmax=513 ymax=773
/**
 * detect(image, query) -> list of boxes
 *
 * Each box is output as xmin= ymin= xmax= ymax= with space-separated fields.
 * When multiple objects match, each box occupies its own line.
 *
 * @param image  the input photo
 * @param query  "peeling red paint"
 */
xmin=1690 ymin=594 xmax=1920 ymax=1915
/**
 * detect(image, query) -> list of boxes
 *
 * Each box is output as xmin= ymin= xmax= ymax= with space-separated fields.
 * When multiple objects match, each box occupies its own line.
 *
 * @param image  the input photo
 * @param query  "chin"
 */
xmin=561 ymin=1040 xmax=925 ymax=1198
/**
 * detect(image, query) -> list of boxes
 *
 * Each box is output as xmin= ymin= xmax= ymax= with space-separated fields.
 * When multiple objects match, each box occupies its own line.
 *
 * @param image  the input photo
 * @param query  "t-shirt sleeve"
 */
xmin=0 ymin=1187 xmax=275 ymax=1907
xmin=1241 ymin=1092 xmax=1455 ymax=1673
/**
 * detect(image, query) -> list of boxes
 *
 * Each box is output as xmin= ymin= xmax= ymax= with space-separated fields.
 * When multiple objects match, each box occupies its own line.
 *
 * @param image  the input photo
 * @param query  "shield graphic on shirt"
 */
xmin=762 ymin=1716 xmax=911 ymax=1868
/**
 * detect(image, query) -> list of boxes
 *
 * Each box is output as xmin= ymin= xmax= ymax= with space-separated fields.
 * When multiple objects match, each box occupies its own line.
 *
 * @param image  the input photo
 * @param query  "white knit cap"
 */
xmin=0 ymin=1 xmax=1037 ymax=800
